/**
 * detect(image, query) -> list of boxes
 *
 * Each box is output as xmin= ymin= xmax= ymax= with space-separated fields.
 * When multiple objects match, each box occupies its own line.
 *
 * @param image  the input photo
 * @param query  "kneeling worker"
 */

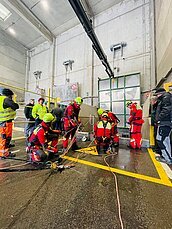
xmin=94 ymin=112 xmax=114 ymax=154
xmin=0 ymin=88 xmax=19 ymax=158
xmin=97 ymin=108 xmax=120 ymax=147
xmin=27 ymin=113 xmax=60 ymax=162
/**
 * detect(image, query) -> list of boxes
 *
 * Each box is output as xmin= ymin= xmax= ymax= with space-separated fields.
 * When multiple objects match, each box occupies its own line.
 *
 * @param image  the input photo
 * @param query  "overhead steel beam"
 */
xmin=81 ymin=0 xmax=94 ymax=17
xmin=4 ymin=0 xmax=55 ymax=43
xmin=68 ymin=0 xmax=114 ymax=78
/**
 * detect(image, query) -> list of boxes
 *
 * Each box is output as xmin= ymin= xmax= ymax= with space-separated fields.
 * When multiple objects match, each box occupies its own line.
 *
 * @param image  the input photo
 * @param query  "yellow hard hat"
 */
xmin=75 ymin=97 xmax=83 ymax=105
xmin=126 ymin=100 xmax=132 ymax=107
xmin=43 ymin=113 xmax=55 ymax=123
xmin=97 ymin=108 xmax=104 ymax=116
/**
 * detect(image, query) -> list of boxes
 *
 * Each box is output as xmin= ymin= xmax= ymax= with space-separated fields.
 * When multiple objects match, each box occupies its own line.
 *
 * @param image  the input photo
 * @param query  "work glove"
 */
xmin=53 ymin=129 xmax=61 ymax=134
xmin=70 ymin=119 xmax=77 ymax=127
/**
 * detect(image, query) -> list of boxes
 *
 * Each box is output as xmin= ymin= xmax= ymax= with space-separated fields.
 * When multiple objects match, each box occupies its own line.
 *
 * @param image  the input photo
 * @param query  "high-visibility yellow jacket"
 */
xmin=32 ymin=104 xmax=47 ymax=120
xmin=0 ymin=96 xmax=16 ymax=122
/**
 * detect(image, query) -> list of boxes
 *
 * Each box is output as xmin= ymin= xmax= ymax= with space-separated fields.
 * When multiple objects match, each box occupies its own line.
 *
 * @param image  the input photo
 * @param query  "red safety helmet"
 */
xmin=38 ymin=97 xmax=45 ymax=102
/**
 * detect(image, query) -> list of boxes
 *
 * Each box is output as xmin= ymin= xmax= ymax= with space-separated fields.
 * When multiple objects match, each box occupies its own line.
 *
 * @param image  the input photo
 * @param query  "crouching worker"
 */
xmin=94 ymin=112 xmax=114 ymax=154
xmin=26 ymin=113 xmax=61 ymax=162
xmin=98 ymin=108 xmax=120 ymax=147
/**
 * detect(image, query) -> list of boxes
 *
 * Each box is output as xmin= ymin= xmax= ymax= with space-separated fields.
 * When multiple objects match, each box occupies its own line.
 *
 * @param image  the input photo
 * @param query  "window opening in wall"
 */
xmin=98 ymin=73 xmax=140 ymax=127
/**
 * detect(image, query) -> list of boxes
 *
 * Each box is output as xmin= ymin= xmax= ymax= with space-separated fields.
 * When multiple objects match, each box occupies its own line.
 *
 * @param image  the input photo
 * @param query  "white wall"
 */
xmin=27 ymin=0 xmax=153 ymax=105
xmin=0 ymin=29 xmax=26 ymax=100
xmin=155 ymin=0 xmax=172 ymax=82
xmin=27 ymin=41 xmax=52 ymax=102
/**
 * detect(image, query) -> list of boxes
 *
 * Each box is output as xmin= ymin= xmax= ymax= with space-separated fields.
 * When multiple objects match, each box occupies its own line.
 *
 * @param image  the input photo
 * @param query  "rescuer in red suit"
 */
xmin=27 ymin=113 xmax=60 ymax=162
xmin=62 ymin=97 xmax=83 ymax=151
xmin=106 ymin=111 xmax=120 ymax=147
xmin=126 ymin=101 xmax=144 ymax=149
xmin=97 ymin=108 xmax=120 ymax=147
xmin=94 ymin=112 xmax=114 ymax=154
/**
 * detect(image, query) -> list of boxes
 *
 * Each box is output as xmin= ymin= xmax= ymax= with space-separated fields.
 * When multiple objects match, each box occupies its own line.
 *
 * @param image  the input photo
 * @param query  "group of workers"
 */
xmin=0 ymin=89 xmax=84 ymax=162
xmin=25 ymin=96 xmax=83 ymax=161
xmin=0 ymin=87 xmax=145 ymax=161
xmin=0 ymin=86 xmax=171 ymax=165
xmin=95 ymin=100 xmax=144 ymax=154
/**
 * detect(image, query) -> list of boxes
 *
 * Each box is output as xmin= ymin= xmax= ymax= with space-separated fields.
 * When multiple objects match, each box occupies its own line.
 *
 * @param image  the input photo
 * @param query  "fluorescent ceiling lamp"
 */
xmin=41 ymin=0 xmax=49 ymax=10
xmin=0 ymin=3 xmax=11 ymax=21
xmin=8 ymin=27 xmax=16 ymax=36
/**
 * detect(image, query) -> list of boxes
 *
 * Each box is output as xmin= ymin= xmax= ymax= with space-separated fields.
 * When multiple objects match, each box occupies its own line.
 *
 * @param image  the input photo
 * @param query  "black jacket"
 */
xmin=24 ymin=103 xmax=34 ymax=120
xmin=155 ymin=92 xmax=172 ymax=125
xmin=51 ymin=107 xmax=63 ymax=122
xmin=3 ymin=97 xmax=19 ymax=111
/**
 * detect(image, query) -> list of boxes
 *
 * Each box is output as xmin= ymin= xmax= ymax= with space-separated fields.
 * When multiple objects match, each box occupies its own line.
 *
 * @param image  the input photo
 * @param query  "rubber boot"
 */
xmin=71 ymin=142 xmax=80 ymax=151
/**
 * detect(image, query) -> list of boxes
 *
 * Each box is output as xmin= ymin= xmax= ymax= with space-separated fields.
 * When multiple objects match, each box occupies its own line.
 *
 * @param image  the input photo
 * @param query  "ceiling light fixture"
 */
xmin=0 ymin=3 xmax=11 ymax=21
xmin=8 ymin=27 xmax=16 ymax=36
xmin=41 ymin=0 xmax=49 ymax=10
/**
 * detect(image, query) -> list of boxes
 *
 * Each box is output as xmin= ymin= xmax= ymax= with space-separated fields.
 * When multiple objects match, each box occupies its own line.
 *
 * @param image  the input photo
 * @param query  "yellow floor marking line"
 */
xmin=62 ymin=155 xmax=172 ymax=187
xmin=76 ymin=146 xmax=98 ymax=155
xmin=148 ymin=148 xmax=172 ymax=185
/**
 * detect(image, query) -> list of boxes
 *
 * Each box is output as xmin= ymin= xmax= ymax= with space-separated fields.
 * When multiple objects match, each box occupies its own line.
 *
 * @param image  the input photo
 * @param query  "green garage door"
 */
xmin=98 ymin=73 xmax=140 ymax=127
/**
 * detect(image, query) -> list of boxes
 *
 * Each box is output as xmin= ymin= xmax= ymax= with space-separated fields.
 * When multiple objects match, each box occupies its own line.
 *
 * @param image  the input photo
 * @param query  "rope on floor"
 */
xmin=104 ymin=154 xmax=124 ymax=229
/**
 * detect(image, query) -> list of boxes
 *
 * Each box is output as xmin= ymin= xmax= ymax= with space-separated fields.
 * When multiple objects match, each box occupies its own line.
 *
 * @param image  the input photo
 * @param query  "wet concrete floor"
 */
xmin=0 ymin=140 xmax=172 ymax=229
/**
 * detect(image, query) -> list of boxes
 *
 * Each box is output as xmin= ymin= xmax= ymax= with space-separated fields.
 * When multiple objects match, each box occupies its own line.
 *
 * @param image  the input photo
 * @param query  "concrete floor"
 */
xmin=0 ymin=140 xmax=172 ymax=229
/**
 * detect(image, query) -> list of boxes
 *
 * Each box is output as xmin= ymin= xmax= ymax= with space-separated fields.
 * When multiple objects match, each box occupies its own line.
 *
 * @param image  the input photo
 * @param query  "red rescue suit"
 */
xmin=62 ymin=102 xmax=80 ymax=150
xmin=27 ymin=121 xmax=60 ymax=162
xmin=94 ymin=118 xmax=114 ymax=153
xmin=107 ymin=111 xmax=120 ymax=145
xmin=128 ymin=103 xmax=144 ymax=149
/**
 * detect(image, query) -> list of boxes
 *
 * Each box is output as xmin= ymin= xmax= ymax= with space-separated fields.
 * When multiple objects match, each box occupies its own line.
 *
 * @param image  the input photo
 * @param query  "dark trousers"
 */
xmin=35 ymin=118 xmax=42 ymax=128
xmin=156 ymin=125 xmax=172 ymax=163
xmin=25 ymin=120 xmax=35 ymax=137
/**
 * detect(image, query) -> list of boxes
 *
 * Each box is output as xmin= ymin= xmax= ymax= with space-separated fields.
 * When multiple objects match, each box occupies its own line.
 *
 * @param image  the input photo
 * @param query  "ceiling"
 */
xmin=0 ymin=0 xmax=122 ymax=49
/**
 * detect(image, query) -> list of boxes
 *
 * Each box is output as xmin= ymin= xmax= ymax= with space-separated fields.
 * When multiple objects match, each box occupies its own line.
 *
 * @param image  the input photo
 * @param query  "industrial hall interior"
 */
xmin=0 ymin=0 xmax=172 ymax=228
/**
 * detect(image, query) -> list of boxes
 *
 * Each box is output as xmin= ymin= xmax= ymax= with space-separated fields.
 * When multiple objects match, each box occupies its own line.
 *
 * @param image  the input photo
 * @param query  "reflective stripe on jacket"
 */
xmin=29 ymin=123 xmax=48 ymax=146
xmin=128 ymin=103 xmax=143 ymax=122
xmin=94 ymin=120 xmax=112 ymax=138
xmin=32 ymin=104 xmax=47 ymax=120
xmin=0 ymin=96 xmax=16 ymax=122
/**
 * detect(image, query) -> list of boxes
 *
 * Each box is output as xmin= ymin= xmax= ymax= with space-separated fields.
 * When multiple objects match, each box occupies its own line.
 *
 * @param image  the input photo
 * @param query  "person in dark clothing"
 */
xmin=0 ymin=88 xmax=19 ymax=158
xmin=24 ymin=99 xmax=35 ymax=137
xmin=51 ymin=103 xmax=63 ymax=130
xmin=154 ymin=88 xmax=172 ymax=165
xmin=150 ymin=96 xmax=161 ymax=155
